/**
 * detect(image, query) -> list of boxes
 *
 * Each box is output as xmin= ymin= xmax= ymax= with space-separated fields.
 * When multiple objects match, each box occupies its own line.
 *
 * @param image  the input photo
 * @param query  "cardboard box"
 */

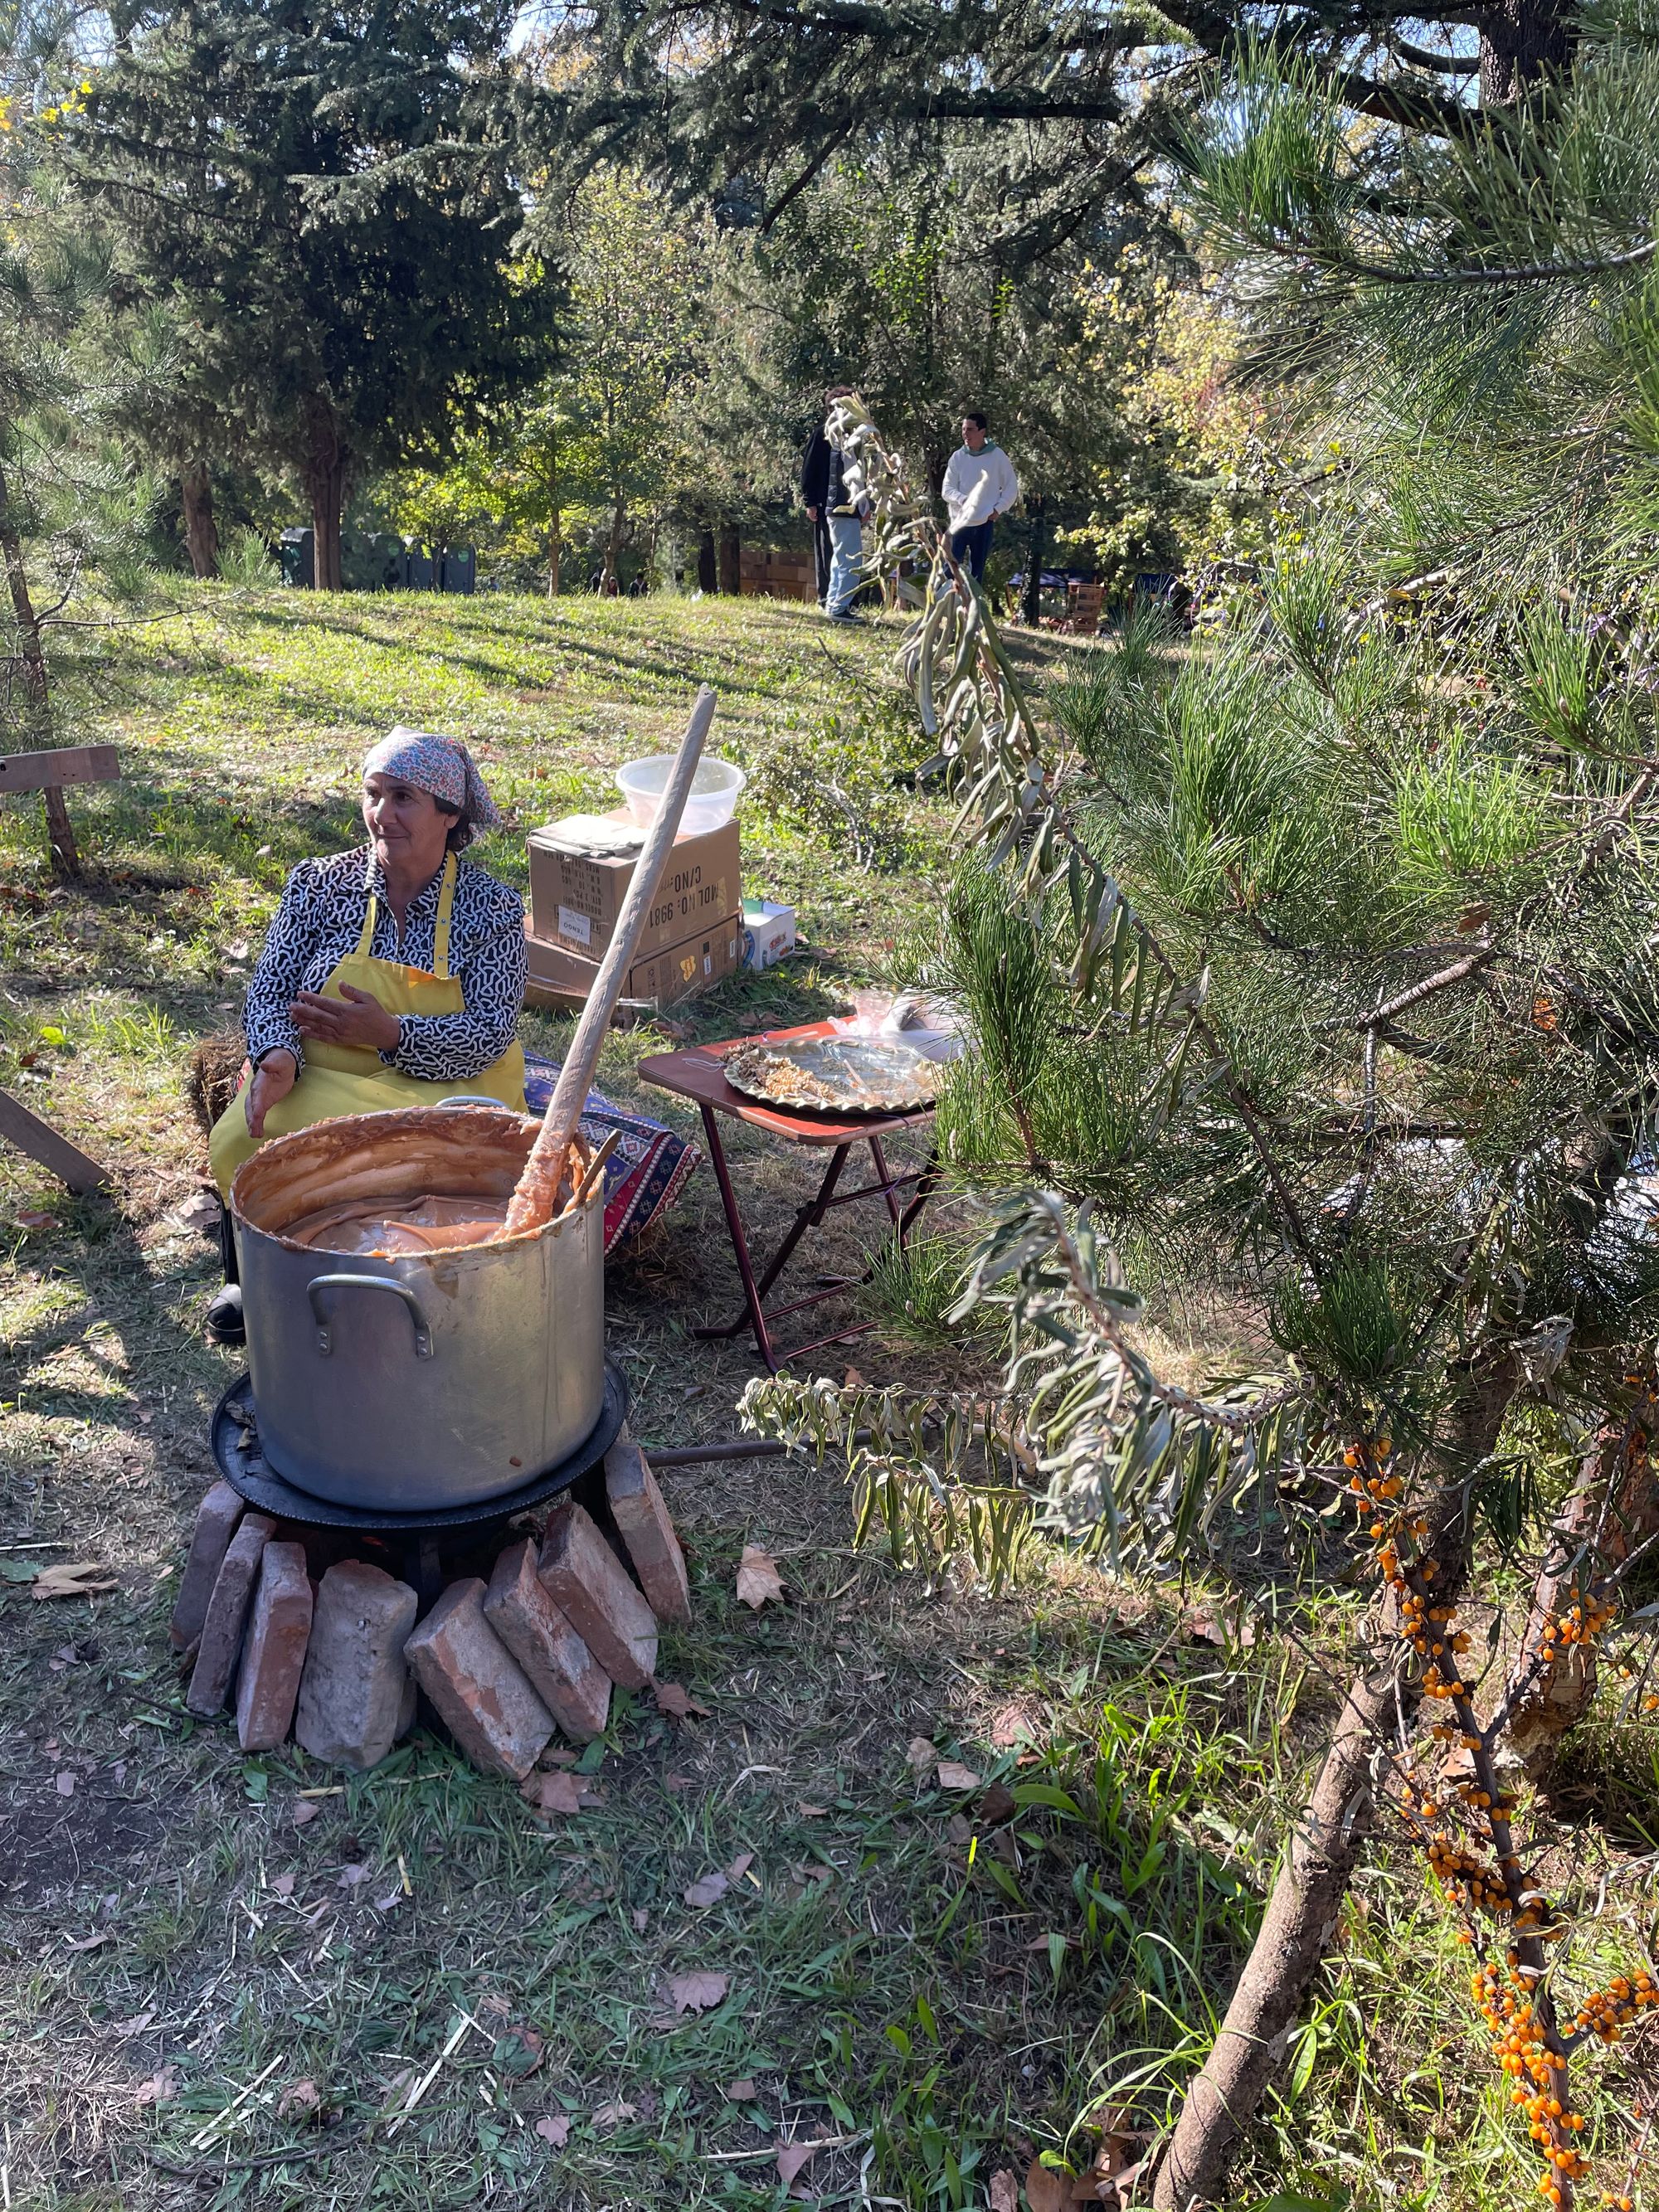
xmin=524 ymin=914 xmax=742 ymax=1014
xmin=742 ymin=897 xmax=797 ymax=971
xmin=528 ymin=810 xmax=741 ymax=963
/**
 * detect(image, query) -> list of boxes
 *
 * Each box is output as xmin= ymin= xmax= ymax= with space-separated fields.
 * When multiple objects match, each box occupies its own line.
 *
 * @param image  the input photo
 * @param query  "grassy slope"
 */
xmin=0 ymin=586 xmax=1587 ymax=2212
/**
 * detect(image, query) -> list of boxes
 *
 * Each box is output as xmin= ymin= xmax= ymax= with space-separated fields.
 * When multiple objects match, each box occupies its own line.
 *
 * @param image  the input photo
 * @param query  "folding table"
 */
xmin=636 ymin=1021 xmax=939 ymax=1373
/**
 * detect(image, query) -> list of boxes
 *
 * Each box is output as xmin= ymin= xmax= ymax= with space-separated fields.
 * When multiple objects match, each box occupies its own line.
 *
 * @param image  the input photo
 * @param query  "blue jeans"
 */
xmin=951 ymin=520 xmax=994 ymax=580
xmin=826 ymin=512 xmax=864 ymax=615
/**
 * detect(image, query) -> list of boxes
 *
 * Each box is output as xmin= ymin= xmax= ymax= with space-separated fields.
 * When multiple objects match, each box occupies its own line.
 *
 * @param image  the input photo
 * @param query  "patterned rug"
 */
xmin=523 ymin=1054 xmax=700 ymax=1251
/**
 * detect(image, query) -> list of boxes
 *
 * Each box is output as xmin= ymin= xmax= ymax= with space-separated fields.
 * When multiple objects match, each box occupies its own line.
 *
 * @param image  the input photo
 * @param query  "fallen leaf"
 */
xmin=64 ymin=1928 xmax=111 ymax=1952
xmin=906 ymin=1737 xmax=936 ymax=1774
xmin=653 ymin=1680 xmax=711 ymax=1719
xmin=16 ymin=1209 xmax=55 ymax=1231
xmin=337 ymin=1862 xmax=369 ymax=1889
xmin=979 ymin=1781 xmax=1018 ymax=1826
xmin=664 ymin=1771 xmax=695 ymax=1791
xmin=776 ymin=2138 xmax=825 ymax=2189
xmin=541 ymin=1746 xmax=578 ymax=1767
xmin=33 ymin=1562 xmax=118 ymax=1602
xmin=523 ymin=1770 xmax=586 ymax=1816
xmin=277 ymin=2079 xmax=320 ymax=2120
xmin=226 ymin=940 xmax=250 ymax=961
xmin=726 ymin=1850 xmax=755 ymax=1881
xmin=133 ymin=2067 xmax=178 ymax=2107
xmin=843 ymin=1366 xmax=866 ymax=1388
xmin=56 ymin=1770 xmax=76 ymax=1796
xmin=1024 ymin=2159 xmax=1073 ymax=2212
xmin=735 ymin=1545 xmax=785 ymax=1610
xmin=172 ymin=1192 xmax=222 ymax=1234
xmin=494 ymin=2025 xmax=545 ymax=2078
xmin=592 ymin=2099 xmax=639 ymax=2128
xmin=535 ymin=2113 xmax=571 ymax=2146
xmin=937 ymin=1759 xmax=982 ymax=1791
xmin=946 ymin=1814 xmax=973 ymax=1846
xmin=270 ymin=1873 xmax=295 ymax=1898
xmin=668 ymin=1969 xmax=728 ymax=2014
xmin=726 ymin=2077 xmax=758 ymax=2101
xmin=1181 ymin=1609 xmax=1255 ymax=1649
xmin=684 ymin=1869 xmax=729 ymax=1908
xmin=990 ymin=2171 xmax=1020 ymax=2212
xmin=373 ymin=1889 xmax=403 ymax=1913
xmin=632 ymin=1908 xmax=649 ymax=1932
xmin=989 ymin=1700 xmax=1042 ymax=1751
xmin=799 ymin=1802 xmax=829 ymax=1818
xmin=111 ymin=2010 xmax=155 ymax=2038
xmin=290 ymin=1801 xmax=320 ymax=1827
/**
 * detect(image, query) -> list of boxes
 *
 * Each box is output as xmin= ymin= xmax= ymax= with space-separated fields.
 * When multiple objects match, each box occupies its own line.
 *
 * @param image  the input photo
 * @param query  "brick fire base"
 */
xmin=171 ymin=1427 xmax=690 ymax=1773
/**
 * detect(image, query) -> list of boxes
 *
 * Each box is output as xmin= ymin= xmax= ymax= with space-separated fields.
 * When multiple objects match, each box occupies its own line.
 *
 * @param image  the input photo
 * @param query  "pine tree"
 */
xmin=72 ymin=0 xmax=549 ymax=589
xmin=744 ymin=3 xmax=1659 ymax=2200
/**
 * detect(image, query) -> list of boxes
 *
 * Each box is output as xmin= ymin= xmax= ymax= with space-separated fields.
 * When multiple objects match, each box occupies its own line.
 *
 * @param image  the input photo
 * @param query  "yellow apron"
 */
xmin=209 ymin=854 xmax=526 ymax=1194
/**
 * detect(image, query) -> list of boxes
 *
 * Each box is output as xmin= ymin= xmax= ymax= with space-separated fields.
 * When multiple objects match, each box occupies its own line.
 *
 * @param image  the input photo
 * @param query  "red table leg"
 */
xmin=692 ymin=1103 xmax=940 ymax=1372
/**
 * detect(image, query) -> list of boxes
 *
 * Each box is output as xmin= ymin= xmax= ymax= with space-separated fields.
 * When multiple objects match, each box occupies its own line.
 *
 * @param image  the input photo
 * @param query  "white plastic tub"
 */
xmin=617 ymin=754 xmax=746 ymax=834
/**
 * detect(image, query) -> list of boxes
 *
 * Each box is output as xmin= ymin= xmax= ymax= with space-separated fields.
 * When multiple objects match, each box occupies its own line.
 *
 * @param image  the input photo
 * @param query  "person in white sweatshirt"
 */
xmin=940 ymin=412 xmax=1020 ymax=581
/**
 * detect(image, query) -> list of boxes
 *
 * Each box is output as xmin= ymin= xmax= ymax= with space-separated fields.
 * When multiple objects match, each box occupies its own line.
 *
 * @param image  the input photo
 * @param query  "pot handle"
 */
xmin=306 ymin=1273 xmax=435 ymax=1360
xmin=433 ymin=1095 xmax=511 ymax=1109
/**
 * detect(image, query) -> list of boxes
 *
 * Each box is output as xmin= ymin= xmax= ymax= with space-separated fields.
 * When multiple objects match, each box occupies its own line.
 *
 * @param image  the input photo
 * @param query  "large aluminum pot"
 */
xmin=228 ymin=1105 xmax=604 ymax=1510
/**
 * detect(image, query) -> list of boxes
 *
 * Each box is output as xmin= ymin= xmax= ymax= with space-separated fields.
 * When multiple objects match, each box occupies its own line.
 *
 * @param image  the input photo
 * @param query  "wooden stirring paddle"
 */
xmin=501 ymin=686 xmax=718 ymax=1236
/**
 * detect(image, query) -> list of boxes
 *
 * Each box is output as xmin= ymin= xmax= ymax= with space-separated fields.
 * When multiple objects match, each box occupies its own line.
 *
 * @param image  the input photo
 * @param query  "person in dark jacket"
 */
xmin=800 ymin=385 xmax=853 ymax=606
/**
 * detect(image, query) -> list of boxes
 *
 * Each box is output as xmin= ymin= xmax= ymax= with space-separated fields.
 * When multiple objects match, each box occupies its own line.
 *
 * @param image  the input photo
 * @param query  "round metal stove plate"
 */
xmin=211 ymin=1361 xmax=630 ymax=1533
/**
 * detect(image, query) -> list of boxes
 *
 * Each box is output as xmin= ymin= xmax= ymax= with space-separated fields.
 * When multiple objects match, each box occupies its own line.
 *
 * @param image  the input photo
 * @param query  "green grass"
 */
xmin=1 ymin=584 xmax=1652 ymax=2212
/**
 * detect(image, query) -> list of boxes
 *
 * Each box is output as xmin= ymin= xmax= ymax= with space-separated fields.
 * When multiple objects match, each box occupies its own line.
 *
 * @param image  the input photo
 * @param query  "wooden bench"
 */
xmin=0 ymin=741 xmax=121 ymax=879
xmin=0 ymin=744 xmax=119 ymax=1190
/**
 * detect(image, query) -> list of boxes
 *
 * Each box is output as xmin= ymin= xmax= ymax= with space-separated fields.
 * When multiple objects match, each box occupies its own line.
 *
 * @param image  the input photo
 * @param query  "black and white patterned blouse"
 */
xmin=242 ymin=848 xmax=527 ymax=1082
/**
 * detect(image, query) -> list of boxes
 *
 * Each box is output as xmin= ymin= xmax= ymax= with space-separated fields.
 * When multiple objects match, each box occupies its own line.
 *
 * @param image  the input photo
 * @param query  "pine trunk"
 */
xmin=304 ymin=404 xmax=348 ymax=593
xmin=718 ymin=520 xmax=742 ymax=595
xmin=1154 ymin=1372 xmax=1512 ymax=2209
xmin=0 ymin=455 xmax=80 ymax=880
xmin=1152 ymin=1665 xmax=1395 ymax=2210
xmin=1022 ymin=498 xmax=1044 ymax=626
xmin=1480 ymin=0 xmax=1570 ymax=102
xmin=181 ymin=462 xmax=220 ymax=579
xmin=697 ymin=526 xmax=718 ymax=593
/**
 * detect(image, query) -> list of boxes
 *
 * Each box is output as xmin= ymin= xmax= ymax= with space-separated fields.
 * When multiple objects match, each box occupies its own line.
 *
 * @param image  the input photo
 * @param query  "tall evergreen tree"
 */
xmin=74 ymin=0 xmax=549 ymax=588
xmin=745 ymin=2 xmax=1659 ymax=2202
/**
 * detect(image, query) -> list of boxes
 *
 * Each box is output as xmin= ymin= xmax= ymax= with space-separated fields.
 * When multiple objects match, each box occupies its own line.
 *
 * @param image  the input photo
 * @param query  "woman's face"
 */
xmin=362 ymin=773 xmax=453 ymax=880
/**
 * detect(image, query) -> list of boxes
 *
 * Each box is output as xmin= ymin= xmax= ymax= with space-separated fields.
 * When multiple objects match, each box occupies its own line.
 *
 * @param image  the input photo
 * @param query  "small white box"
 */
xmin=742 ymin=897 xmax=797 ymax=971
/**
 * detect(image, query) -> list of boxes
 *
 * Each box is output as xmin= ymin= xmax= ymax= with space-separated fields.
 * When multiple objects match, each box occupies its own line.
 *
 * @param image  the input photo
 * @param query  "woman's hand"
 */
xmin=291 ymin=984 xmax=402 ymax=1054
xmin=246 ymin=1049 xmax=299 ymax=1138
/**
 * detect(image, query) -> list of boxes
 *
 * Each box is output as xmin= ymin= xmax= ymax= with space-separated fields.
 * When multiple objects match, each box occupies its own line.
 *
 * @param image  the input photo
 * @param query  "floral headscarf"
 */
xmin=362 ymin=727 xmax=502 ymax=831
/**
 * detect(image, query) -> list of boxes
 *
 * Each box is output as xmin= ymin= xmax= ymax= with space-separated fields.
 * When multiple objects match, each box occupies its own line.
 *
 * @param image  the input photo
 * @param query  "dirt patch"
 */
xmin=0 ymin=1771 xmax=169 ymax=1914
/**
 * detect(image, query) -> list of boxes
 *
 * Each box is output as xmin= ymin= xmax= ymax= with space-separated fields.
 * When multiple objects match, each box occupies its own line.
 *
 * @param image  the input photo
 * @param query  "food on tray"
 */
xmin=722 ymin=1038 xmax=938 ymax=1113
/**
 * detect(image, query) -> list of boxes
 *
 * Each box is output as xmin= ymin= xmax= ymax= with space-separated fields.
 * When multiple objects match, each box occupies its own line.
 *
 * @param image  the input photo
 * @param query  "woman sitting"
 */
xmin=205 ymin=727 xmax=528 ymax=1341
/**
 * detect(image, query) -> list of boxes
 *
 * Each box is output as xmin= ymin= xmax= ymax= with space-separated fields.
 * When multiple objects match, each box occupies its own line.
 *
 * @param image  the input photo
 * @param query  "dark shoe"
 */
xmin=205 ymin=1283 xmax=245 ymax=1345
xmin=828 ymin=610 xmax=865 ymax=625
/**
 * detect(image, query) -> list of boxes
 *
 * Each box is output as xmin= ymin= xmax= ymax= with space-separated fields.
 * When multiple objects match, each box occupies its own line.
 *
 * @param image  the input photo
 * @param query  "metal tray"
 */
xmin=722 ymin=1036 xmax=938 ymax=1114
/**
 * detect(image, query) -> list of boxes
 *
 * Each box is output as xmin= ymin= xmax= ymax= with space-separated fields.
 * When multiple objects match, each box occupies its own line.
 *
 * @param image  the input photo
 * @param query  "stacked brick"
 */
xmin=168 ymin=1427 xmax=690 ymax=1778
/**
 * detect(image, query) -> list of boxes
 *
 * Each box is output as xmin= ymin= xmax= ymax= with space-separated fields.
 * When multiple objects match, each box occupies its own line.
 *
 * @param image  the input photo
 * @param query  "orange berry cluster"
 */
xmin=1601 ymin=2195 xmax=1635 ymax=2210
xmin=1541 ymin=1588 xmax=1616 ymax=1664
xmin=1572 ymin=1971 xmax=1659 ymax=2042
xmin=1473 ymin=1962 xmax=1588 ymax=2202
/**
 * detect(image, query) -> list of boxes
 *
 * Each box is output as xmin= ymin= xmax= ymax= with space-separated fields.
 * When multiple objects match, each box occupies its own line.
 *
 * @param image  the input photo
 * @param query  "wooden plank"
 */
xmin=0 ymin=1087 xmax=110 ymax=1193
xmin=0 ymin=745 xmax=121 ymax=796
